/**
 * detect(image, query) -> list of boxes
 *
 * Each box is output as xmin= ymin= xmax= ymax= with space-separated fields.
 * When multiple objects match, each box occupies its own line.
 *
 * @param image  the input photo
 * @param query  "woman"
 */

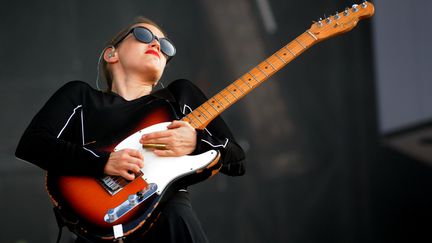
xmin=15 ymin=17 xmax=246 ymax=242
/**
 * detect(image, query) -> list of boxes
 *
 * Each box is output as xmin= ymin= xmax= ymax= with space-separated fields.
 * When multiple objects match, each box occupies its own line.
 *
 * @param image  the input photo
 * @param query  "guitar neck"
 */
xmin=182 ymin=30 xmax=318 ymax=129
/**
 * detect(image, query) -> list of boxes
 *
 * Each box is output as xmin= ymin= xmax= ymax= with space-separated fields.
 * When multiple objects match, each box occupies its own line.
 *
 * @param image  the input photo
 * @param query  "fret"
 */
xmin=227 ymin=85 xmax=239 ymax=98
xmin=247 ymin=71 xmax=259 ymax=84
xmin=207 ymin=101 xmax=220 ymax=112
xmin=203 ymin=106 xmax=214 ymax=117
xmin=295 ymin=39 xmax=307 ymax=49
xmin=275 ymin=53 xmax=287 ymax=64
xmin=240 ymin=77 xmax=253 ymax=88
xmin=306 ymin=30 xmax=318 ymax=40
xmin=284 ymin=46 xmax=296 ymax=57
xmin=265 ymin=59 xmax=276 ymax=71
xmin=196 ymin=107 xmax=208 ymax=120
xmin=257 ymin=66 xmax=268 ymax=77
xmin=220 ymin=91 xmax=232 ymax=104
xmin=191 ymin=118 xmax=200 ymax=128
xmin=212 ymin=97 xmax=224 ymax=109
xmin=190 ymin=111 xmax=204 ymax=125
xmin=182 ymin=116 xmax=190 ymax=123
xmin=232 ymin=82 xmax=245 ymax=95
xmin=184 ymin=116 xmax=199 ymax=128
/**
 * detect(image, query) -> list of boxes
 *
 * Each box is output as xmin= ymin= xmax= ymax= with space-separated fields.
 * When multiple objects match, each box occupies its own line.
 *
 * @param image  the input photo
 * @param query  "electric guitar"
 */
xmin=46 ymin=2 xmax=374 ymax=241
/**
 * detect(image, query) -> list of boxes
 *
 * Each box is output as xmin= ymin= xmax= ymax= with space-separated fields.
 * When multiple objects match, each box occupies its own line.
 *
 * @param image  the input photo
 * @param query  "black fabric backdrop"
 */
xmin=2 ymin=1 xmax=428 ymax=243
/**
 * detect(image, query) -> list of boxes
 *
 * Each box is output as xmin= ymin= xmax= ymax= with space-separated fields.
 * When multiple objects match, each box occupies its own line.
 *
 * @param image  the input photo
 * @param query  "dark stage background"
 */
xmin=1 ymin=1 xmax=431 ymax=243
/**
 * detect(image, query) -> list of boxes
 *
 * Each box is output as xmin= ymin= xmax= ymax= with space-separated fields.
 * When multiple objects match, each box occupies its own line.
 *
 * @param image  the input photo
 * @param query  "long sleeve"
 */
xmin=166 ymin=79 xmax=246 ymax=176
xmin=15 ymin=81 xmax=109 ymax=176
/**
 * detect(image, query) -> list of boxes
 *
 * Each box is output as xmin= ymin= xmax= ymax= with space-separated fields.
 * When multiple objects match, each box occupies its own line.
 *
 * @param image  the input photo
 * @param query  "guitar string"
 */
xmin=199 ymin=33 xmax=314 ymax=128
xmin=187 ymin=32 xmax=314 ymax=126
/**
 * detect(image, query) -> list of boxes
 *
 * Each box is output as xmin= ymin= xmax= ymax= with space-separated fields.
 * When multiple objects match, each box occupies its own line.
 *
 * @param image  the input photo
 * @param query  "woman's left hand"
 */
xmin=139 ymin=120 xmax=197 ymax=157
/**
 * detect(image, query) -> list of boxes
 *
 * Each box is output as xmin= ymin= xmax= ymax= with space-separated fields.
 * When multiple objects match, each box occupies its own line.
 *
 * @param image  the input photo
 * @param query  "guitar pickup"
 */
xmin=99 ymin=171 xmax=144 ymax=196
xmin=104 ymin=183 xmax=158 ymax=223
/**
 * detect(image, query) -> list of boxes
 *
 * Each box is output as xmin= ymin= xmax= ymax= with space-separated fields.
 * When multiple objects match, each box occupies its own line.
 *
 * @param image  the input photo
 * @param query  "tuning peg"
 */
xmin=317 ymin=18 xmax=323 ymax=27
xmin=334 ymin=12 xmax=340 ymax=20
xmin=344 ymin=7 xmax=349 ymax=16
xmin=323 ymin=14 xmax=331 ymax=23
xmin=352 ymin=4 xmax=359 ymax=12
xmin=361 ymin=1 xmax=368 ymax=8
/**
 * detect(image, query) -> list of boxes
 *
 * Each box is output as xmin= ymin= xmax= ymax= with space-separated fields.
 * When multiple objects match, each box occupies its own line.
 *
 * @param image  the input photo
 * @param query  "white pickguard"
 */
xmin=114 ymin=122 xmax=218 ymax=195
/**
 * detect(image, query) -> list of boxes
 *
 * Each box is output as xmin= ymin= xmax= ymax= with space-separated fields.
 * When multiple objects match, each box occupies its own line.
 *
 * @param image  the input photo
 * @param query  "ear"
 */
xmin=103 ymin=46 xmax=118 ymax=63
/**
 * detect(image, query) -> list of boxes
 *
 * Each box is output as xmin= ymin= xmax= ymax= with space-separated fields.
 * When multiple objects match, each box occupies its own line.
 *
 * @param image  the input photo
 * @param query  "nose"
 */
xmin=149 ymin=37 xmax=161 ymax=52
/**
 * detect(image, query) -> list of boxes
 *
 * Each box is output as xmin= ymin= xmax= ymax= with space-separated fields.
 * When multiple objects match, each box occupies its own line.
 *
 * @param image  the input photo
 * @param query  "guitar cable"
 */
xmin=55 ymin=227 xmax=63 ymax=243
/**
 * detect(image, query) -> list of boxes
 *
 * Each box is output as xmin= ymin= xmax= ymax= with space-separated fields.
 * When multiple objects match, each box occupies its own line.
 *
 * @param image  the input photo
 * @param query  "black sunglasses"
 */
xmin=113 ymin=26 xmax=176 ymax=58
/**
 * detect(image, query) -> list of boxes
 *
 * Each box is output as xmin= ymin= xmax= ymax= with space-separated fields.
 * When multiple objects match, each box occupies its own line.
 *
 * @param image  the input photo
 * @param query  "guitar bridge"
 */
xmin=99 ymin=171 xmax=143 ymax=195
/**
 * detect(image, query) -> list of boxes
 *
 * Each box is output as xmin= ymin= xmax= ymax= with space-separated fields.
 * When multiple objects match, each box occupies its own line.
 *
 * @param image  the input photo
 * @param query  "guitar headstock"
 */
xmin=309 ymin=1 xmax=375 ymax=41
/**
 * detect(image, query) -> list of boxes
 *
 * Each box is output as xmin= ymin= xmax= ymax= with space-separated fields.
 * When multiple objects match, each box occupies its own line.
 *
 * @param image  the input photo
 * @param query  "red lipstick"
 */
xmin=145 ymin=50 xmax=160 ymax=58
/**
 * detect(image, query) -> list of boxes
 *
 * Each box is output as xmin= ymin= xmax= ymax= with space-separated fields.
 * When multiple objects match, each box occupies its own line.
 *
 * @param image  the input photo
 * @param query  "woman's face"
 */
xmin=116 ymin=23 xmax=168 ymax=83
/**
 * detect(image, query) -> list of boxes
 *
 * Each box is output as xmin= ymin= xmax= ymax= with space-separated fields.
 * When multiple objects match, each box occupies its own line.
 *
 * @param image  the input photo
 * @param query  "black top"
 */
xmin=15 ymin=79 xmax=245 ymax=177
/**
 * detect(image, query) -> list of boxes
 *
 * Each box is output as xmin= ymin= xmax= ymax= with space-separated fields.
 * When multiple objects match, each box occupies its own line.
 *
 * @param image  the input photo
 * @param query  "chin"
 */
xmin=139 ymin=65 xmax=163 ymax=78
xmin=144 ymin=58 xmax=165 ymax=69
xmin=148 ymin=71 xmax=163 ymax=83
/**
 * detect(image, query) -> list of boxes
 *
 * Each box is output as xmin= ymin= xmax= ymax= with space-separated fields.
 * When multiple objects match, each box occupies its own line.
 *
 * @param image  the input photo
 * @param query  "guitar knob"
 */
xmin=128 ymin=194 xmax=138 ymax=205
xmin=136 ymin=191 xmax=144 ymax=199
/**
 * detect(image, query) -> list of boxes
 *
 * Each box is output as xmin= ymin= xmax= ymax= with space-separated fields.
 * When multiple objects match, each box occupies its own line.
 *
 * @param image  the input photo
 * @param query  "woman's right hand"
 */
xmin=104 ymin=149 xmax=144 ymax=180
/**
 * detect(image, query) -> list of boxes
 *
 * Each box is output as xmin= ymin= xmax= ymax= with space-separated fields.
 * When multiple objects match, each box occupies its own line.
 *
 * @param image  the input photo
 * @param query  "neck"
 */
xmin=111 ymin=76 xmax=155 ymax=101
